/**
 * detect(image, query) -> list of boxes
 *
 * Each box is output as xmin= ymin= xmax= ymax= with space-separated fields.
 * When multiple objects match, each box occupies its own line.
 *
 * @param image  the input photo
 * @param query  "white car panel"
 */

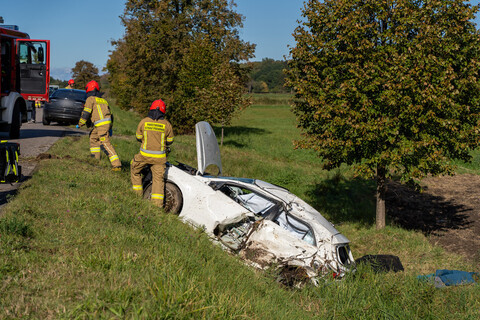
xmin=155 ymin=122 xmax=356 ymax=285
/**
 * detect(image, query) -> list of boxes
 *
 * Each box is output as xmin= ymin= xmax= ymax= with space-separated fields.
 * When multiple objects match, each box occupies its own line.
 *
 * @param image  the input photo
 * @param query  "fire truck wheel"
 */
xmin=9 ymin=102 xmax=21 ymax=139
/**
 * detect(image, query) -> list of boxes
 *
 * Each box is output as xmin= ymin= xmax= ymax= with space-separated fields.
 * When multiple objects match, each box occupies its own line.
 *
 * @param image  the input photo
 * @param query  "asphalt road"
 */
xmin=0 ymin=108 xmax=85 ymax=210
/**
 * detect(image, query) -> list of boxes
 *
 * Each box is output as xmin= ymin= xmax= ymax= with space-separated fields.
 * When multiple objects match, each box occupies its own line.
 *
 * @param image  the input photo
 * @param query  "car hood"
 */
xmin=196 ymin=121 xmax=222 ymax=175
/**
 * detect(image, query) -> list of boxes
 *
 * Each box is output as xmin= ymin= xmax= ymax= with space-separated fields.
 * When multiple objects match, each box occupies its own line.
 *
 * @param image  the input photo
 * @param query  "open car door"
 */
xmin=15 ymin=39 xmax=50 ymax=101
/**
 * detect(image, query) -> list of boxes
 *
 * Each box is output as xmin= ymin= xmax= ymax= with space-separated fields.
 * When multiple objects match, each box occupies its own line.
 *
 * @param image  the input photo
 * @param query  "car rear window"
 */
xmin=51 ymin=90 xmax=86 ymax=101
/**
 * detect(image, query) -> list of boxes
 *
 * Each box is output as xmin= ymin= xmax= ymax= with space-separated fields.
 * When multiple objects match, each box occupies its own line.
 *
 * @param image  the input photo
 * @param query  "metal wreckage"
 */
xmin=143 ymin=122 xmax=355 ymax=285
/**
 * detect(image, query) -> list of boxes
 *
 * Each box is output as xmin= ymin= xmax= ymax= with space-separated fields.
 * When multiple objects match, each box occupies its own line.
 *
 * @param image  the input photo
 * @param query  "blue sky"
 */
xmin=2 ymin=0 xmax=480 ymax=80
xmin=2 ymin=0 xmax=305 ymax=80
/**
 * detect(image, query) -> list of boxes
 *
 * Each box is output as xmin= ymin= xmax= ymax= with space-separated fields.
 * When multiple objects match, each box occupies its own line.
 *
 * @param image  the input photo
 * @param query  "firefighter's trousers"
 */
xmin=131 ymin=153 xmax=166 ymax=207
xmin=89 ymin=125 xmax=121 ymax=167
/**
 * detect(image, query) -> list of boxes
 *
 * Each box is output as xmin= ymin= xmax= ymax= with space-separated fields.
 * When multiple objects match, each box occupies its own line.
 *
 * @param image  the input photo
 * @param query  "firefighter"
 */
xmin=130 ymin=99 xmax=174 ymax=207
xmin=66 ymin=79 xmax=74 ymax=89
xmin=30 ymin=100 xmax=41 ymax=123
xmin=76 ymin=80 xmax=122 ymax=171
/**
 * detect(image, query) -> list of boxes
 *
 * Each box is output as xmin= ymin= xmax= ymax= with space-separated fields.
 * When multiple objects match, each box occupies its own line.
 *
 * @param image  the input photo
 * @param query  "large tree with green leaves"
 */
xmin=107 ymin=0 xmax=255 ymax=133
xmin=285 ymin=0 xmax=480 ymax=229
xmin=71 ymin=60 xmax=100 ymax=90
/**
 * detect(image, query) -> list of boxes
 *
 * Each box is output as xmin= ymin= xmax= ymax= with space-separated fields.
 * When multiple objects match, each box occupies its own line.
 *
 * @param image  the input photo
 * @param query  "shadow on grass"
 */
xmin=307 ymin=174 xmax=472 ymax=234
xmin=386 ymin=181 xmax=472 ymax=235
xmin=306 ymin=174 xmax=376 ymax=227
xmin=212 ymin=126 xmax=270 ymax=148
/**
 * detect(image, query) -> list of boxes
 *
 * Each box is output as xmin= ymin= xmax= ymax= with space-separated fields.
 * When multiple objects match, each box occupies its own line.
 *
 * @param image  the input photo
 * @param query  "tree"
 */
xmin=285 ymin=0 xmax=480 ymax=229
xmin=107 ymin=0 xmax=255 ymax=134
xmin=249 ymin=58 xmax=289 ymax=93
xmin=71 ymin=60 xmax=100 ymax=90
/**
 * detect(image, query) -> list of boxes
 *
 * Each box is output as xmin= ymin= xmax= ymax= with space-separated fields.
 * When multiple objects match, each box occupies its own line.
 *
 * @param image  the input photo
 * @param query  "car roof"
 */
xmin=55 ymin=88 xmax=86 ymax=93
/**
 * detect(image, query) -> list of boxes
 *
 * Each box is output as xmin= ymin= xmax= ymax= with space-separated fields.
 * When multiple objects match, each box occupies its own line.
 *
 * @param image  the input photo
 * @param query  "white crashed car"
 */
xmin=143 ymin=122 xmax=355 ymax=284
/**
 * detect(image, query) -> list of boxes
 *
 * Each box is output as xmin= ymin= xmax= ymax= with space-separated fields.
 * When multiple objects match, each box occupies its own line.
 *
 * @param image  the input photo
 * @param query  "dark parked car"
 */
xmin=43 ymin=89 xmax=86 ymax=125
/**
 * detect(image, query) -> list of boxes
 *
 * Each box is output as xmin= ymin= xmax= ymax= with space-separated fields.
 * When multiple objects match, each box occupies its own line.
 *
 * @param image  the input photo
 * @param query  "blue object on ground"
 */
xmin=76 ymin=125 xmax=79 ymax=129
xmin=418 ymin=269 xmax=478 ymax=288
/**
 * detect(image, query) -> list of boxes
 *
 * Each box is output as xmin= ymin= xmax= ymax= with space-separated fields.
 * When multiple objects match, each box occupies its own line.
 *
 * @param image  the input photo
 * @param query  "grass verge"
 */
xmin=0 ymin=101 xmax=478 ymax=318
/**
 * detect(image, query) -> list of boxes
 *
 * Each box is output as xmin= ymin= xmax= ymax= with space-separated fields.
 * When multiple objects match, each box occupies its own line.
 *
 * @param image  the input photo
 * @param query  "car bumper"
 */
xmin=44 ymin=108 xmax=82 ymax=122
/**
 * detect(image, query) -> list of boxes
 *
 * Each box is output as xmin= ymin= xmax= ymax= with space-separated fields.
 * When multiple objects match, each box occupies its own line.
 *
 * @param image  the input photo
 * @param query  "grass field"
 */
xmin=0 ymin=99 xmax=479 ymax=318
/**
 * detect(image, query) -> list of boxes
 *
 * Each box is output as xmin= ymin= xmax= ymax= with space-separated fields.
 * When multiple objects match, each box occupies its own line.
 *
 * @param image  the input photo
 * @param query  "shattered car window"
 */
xmin=218 ymin=184 xmax=316 ymax=246
xmin=274 ymin=212 xmax=315 ymax=246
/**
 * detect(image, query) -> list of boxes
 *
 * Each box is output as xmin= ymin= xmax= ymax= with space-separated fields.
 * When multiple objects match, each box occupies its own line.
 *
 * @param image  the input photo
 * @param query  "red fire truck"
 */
xmin=0 ymin=24 xmax=50 ymax=138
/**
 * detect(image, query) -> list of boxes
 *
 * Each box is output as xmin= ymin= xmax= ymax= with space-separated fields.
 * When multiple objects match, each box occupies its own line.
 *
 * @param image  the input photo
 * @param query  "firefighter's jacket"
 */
xmin=79 ymin=96 xmax=112 ymax=128
xmin=136 ymin=117 xmax=174 ymax=158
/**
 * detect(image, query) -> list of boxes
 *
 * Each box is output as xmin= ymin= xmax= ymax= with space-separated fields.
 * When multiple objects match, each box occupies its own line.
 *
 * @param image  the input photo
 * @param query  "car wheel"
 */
xmin=42 ymin=113 xmax=50 ymax=125
xmin=143 ymin=181 xmax=183 ymax=215
xmin=9 ymin=101 xmax=21 ymax=139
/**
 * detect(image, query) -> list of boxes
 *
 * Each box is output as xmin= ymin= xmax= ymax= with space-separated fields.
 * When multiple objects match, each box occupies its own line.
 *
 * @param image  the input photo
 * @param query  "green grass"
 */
xmin=0 ymin=99 xmax=479 ymax=318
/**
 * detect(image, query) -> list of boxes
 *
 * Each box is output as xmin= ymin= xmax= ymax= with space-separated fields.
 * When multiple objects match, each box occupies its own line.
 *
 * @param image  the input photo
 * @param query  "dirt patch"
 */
xmin=386 ymin=174 xmax=480 ymax=266
xmin=35 ymin=153 xmax=72 ymax=160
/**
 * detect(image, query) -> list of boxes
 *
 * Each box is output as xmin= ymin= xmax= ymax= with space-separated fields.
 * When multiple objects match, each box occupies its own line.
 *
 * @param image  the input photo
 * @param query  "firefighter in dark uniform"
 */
xmin=130 ymin=99 xmax=174 ymax=207
xmin=77 ymin=80 xmax=122 ymax=170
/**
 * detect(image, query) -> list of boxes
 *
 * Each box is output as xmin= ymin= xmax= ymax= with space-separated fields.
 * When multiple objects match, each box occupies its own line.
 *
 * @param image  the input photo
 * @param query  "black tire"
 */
xmin=42 ymin=112 xmax=50 ymax=125
xmin=143 ymin=181 xmax=183 ymax=214
xmin=9 ymin=102 xmax=21 ymax=139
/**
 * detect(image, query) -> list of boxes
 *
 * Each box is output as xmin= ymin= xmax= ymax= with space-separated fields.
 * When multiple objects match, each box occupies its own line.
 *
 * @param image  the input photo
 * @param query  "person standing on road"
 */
xmin=130 ymin=99 xmax=174 ymax=207
xmin=76 ymin=80 xmax=122 ymax=171
xmin=65 ymin=79 xmax=75 ymax=89
xmin=30 ymin=100 xmax=41 ymax=123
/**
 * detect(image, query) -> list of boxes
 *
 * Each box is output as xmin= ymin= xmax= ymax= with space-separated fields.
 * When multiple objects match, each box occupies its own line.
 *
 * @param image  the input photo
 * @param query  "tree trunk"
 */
xmin=376 ymin=164 xmax=386 ymax=229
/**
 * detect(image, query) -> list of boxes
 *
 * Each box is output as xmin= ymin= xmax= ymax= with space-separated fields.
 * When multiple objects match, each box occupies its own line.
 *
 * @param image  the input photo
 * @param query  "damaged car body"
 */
xmin=143 ymin=121 xmax=355 ymax=284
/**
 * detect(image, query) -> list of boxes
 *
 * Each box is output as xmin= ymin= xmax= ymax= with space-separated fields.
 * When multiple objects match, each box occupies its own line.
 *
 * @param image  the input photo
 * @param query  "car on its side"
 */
xmin=142 ymin=122 xmax=355 ymax=286
xmin=43 ymin=89 xmax=86 ymax=125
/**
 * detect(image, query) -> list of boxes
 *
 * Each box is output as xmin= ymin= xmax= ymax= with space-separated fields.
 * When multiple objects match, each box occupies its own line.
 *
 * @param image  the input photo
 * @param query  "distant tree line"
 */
xmin=246 ymin=58 xmax=289 ymax=93
xmin=50 ymin=77 xmax=67 ymax=88
xmin=51 ymin=60 xmax=101 ymax=90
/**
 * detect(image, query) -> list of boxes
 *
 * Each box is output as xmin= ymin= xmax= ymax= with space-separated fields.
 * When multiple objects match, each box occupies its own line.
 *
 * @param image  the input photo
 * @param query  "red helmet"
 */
xmin=150 ymin=99 xmax=166 ymax=113
xmin=68 ymin=79 xmax=74 ymax=85
xmin=85 ymin=80 xmax=100 ymax=93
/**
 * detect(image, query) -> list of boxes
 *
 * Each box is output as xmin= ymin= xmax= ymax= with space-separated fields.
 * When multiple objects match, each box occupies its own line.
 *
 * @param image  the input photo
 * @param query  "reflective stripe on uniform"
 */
xmin=95 ymin=98 xmax=106 ymax=119
xmin=84 ymin=107 xmax=92 ymax=113
xmin=143 ymin=131 xmax=148 ymax=150
xmin=167 ymin=137 xmax=174 ymax=143
xmin=90 ymin=147 xmax=101 ymax=153
xmin=136 ymin=134 xmax=143 ymax=140
xmin=139 ymin=148 xmax=166 ymax=158
xmin=94 ymin=118 xmax=112 ymax=127
xmin=109 ymin=155 xmax=119 ymax=163
xmin=144 ymin=122 xmax=165 ymax=131
xmin=79 ymin=118 xmax=87 ymax=124
xmin=132 ymin=185 xmax=142 ymax=191
xmin=151 ymin=194 xmax=164 ymax=200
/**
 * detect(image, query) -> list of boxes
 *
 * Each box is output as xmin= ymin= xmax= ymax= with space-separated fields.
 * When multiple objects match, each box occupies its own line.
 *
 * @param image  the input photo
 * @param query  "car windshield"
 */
xmin=51 ymin=90 xmax=86 ymax=101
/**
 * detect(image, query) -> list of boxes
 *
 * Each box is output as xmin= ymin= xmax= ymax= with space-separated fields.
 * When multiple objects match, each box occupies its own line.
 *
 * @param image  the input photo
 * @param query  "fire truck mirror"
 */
xmin=37 ymin=47 xmax=44 ymax=63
